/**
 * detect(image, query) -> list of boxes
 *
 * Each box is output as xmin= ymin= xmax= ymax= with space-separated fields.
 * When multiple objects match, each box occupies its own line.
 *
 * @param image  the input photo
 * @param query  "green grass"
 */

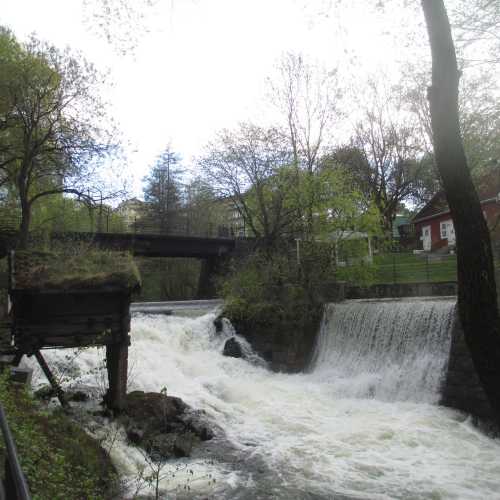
xmin=373 ymin=253 xmax=458 ymax=283
xmin=12 ymin=248 xmax=141 ymax=291
xmin=0 ymin=374 xmax=118 ymax=499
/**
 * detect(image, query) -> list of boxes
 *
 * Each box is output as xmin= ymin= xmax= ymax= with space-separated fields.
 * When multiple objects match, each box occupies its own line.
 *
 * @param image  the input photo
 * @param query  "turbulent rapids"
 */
xmin=31 ymin=299 xmax=500 ymax=499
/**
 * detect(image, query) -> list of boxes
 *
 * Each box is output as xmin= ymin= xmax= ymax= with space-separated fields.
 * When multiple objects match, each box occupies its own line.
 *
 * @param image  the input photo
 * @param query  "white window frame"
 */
xmin=440 ymin=221 xmax=448 ymax=239
xmin=440 ymin=219 xmax=455 ymax=240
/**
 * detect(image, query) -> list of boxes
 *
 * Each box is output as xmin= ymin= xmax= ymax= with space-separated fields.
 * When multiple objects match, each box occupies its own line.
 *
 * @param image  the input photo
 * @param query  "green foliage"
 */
xmin=222 ymin=248 xmax=331 ymax=332
xmin=0 ymin=374 xmax=117 ymax=500
xmin=135 ymin=257 xmax=200 ymax=301
xmin=0 ymin=26 xmax=118 ymax=248
xmin=30 ymin=195 xmax=126 ymax=235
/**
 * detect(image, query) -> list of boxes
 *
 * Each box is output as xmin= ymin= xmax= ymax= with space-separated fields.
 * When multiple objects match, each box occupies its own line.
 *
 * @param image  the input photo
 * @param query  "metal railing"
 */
xmin=0 ymin=403 xmax=31 ymax=500
xmin=0 ymin=212 xmax=246 ymax=240
xmin=336 ymin=251 xmax=460 ymax=284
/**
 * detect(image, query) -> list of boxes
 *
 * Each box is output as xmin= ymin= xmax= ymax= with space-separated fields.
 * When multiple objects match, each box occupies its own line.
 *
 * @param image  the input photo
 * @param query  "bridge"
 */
xmin=0 ymin=228 xmax=254 ymax=298
xmin=0 ymin=225 xmax=238 ymax=258
xmin=55 ymin=231 xmax=237 ymax=258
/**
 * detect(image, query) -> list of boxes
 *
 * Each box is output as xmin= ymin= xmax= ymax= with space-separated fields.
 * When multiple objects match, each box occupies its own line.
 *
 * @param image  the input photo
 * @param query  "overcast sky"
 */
xmin=2 ymin=0 xmax=424 ymax=198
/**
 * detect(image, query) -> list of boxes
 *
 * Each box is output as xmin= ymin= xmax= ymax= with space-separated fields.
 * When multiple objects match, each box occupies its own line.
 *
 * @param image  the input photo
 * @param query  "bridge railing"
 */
xmin=0 ymin=211 xmax=245 ymax=240
xmin=0 ymin=403 xmax=31 ymax=500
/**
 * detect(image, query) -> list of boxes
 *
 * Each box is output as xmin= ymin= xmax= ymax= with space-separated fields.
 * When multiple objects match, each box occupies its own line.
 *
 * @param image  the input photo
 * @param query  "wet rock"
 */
xmin=148 ymin=434 xmax=175 ymax=458
xmin=126 ymin=426 xmax=144 ymax=445
xmin=213 ymin=315 xmax=224 ymax=333
xmin=125 ymin=390 xmax=187 ymax=427
xmin=121 ymin=391 xmax=214 ymax=460
xmin=68 ymin=390 xmax=89 ymax=402
xmin=223 ymin=337 xmax=244 ymax=358
xmin=181 ymin=411 xmax=215 ymax=441
xmin=173 ymin=432 xmax=195 ymax=457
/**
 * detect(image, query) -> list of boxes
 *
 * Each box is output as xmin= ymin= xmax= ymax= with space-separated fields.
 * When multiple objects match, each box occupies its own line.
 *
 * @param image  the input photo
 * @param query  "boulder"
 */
xmin=173 ymin=432 xmax=195 ymax=457
xmin=126 ymin=426 xmax=144 ymax=445
xmin=223 ymin=337 xmax=244 ymax=358
xmin=121 ymin=390 xmax=214 ymax=461
xmin=213 ymin=315 xmax=224 ymax=333
xmin=181 ymin=411 xmax=215 ymax=441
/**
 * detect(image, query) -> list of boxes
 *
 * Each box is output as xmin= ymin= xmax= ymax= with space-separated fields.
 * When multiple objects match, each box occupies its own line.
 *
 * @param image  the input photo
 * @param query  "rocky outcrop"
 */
xmin=213 ymin=315 xmax=224 ymax=333
xmin=120 ymin=391 xmax=214 ymax=460
xmin=223 ymin=337 xmax=244 ymax=358
xmin=228 ymin=311 xmax=321 ymax=373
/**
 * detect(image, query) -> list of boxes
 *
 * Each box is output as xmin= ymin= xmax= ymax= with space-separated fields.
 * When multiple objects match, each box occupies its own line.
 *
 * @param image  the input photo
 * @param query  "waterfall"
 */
xmin=28 ymin=299 xmax=500 ymax=500
xmin=309 ymin=298 xmax=456 ymax=403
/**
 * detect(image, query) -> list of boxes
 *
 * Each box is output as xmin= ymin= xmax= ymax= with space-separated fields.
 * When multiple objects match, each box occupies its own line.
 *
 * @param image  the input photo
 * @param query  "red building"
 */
xmin=412 ymin=183 xmax=500 ymax=252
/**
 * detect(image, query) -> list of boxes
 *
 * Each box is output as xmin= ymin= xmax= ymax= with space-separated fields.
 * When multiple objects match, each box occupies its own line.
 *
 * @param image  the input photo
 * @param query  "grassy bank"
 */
xmin=0 ymin=374 xmax=118 ymax=499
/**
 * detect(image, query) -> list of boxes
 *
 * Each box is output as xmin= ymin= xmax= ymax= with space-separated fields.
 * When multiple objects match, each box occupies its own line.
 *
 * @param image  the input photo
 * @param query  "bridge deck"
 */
xmin=1 ymin=231 xmax=238 ymax=259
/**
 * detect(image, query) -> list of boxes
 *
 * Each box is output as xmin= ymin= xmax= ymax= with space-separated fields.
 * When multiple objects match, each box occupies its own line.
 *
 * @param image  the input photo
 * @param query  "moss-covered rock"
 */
xmin=120 ymin=391 xmax=214 ymax=461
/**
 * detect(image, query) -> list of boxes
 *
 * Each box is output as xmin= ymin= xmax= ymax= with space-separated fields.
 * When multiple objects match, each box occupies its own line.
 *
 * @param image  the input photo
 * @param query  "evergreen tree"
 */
xmin=143 ymin=147 xmax=184 ymax=233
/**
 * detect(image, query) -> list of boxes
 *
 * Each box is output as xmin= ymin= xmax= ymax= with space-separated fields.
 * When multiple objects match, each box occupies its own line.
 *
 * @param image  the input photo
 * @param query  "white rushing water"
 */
xmin=310 ymin=298 xmax=455 ymax=403
xmin=30 ymin=299 xmax=500 ymax=499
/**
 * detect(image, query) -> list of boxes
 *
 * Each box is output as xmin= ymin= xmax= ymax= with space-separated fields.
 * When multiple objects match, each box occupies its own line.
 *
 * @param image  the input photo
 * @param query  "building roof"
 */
xmin=412 ymin=191 xmax=449 ymax=223
xmin=10 ymin=250 xmax=141 ymax=292
xmin=412 ymin=179 xmax=500 ymax=224
xmin=117 ymin=198 xmax=145 ymax=210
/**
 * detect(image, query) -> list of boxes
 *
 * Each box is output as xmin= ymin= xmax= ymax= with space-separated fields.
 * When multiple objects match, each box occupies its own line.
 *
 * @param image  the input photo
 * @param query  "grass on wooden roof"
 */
xmin=11 ymin=248 xmax=141 ymax=291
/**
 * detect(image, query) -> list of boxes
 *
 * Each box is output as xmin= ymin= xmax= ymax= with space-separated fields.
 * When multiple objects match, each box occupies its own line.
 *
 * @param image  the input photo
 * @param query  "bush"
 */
xmin=221 ymin=246 xmax=333 ymax=333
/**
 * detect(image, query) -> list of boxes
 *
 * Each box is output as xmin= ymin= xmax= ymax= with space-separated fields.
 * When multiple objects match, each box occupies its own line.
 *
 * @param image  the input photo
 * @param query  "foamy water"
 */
xmin=29 ymin=302 xmax=500 ymax=499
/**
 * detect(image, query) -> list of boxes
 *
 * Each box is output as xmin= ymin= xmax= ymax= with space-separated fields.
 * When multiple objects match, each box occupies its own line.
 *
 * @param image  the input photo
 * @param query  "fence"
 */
xmin=372 ymin=252 xmax=458 ymax=284
xmin=0 ymin=403 xmax=31 ymax=500
xmin=336 ymin=251 xmax=458 ymax=285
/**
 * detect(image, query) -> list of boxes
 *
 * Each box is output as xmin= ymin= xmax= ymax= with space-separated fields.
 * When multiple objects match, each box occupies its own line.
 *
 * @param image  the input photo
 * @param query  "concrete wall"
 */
xmin=441 ymin=309 xmax=495 ymax=420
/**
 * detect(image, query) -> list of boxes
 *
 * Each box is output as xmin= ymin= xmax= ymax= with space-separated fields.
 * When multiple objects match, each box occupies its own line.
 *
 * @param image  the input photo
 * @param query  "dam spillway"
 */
xmin=309 ymin=298 xmax=455 ymax=403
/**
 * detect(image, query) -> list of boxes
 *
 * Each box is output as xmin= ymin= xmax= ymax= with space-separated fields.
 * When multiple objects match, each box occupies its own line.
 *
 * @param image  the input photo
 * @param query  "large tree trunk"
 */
xmin=18 ymin=184 xmax=31 ymax=250
xmin=422 ymin=0 xmax=500 ymax=423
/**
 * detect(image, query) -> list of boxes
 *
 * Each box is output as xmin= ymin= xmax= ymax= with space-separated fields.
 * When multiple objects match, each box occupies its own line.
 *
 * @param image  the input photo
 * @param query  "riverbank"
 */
xmin=0 ymin=374 xmax=118 ymax=499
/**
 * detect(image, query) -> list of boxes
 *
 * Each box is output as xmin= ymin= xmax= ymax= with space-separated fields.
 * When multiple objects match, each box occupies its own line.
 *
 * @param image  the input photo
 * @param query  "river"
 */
xmin=31 ymin=299 xmax=500 ymax=499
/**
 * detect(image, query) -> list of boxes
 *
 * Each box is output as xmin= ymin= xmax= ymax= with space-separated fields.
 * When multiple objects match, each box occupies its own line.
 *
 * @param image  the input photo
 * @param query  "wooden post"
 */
xmin=106 ymin=339 xmax=128 ymax=412
xmin=34 ymin=351 xmax=69 ymax=409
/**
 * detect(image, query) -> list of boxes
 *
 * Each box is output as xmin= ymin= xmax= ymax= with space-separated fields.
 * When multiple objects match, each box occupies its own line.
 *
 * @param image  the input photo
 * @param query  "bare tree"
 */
xmin=451 ymin=0 xmax=500 ymax=65
xmin=199 ymin=123 xmax=297 ymax=249
xmin=345 ymin=84 xmax=431 ymax=232
xmin=269 ymin=52 xmax=340 ymax=238
xmin=82 ymin=0 xmax=159 ymax=55
xmin=401 ymin=64 xmax=500 ymax=182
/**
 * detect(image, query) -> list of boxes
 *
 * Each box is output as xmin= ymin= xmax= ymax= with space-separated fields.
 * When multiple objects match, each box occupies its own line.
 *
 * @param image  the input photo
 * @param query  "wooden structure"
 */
xmin=7 ymin=250 xmax=140 ymax=411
